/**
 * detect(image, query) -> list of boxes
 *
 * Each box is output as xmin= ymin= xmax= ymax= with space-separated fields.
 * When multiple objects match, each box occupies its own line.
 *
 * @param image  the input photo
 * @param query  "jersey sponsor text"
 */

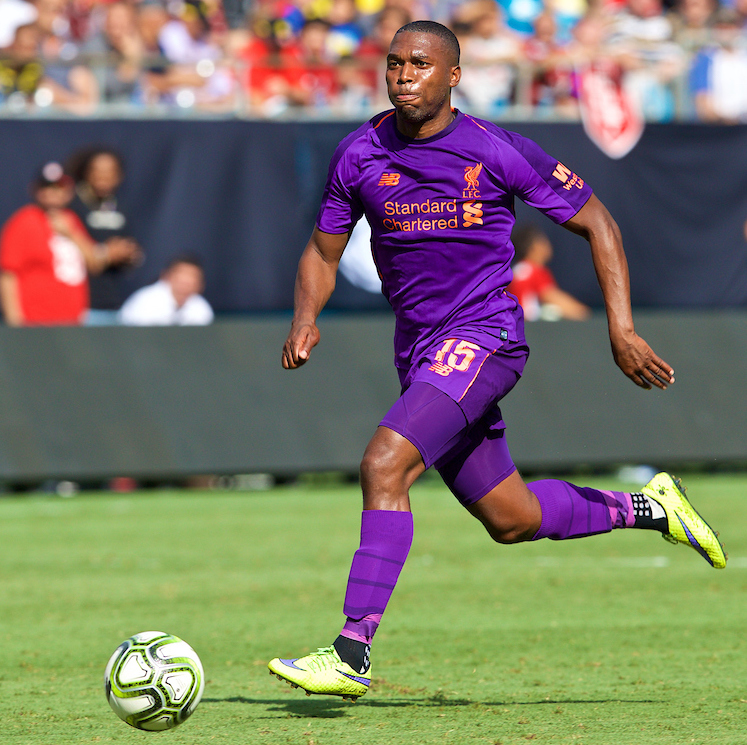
xmin=382 ymin=198 xmax=459 ymax=232
xmin=383 ymin=215 xmax=458 ymax=232
xmin=384 ymin=199 xmax=457 ymax=215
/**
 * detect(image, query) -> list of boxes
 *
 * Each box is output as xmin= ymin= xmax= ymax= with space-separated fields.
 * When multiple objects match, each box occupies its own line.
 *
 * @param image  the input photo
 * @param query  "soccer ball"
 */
xmin=104 ymin=631 xmax=205 ymax=731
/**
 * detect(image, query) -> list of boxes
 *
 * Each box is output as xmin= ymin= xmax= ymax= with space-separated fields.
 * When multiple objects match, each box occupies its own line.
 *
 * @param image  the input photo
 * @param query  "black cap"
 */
xmin=34 ymin=161 xmax=74 ymax=189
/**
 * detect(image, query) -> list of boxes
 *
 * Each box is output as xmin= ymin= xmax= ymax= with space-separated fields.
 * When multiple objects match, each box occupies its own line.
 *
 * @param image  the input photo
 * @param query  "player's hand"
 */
xmin=610 ymin=331 xmax=675 ymax=390
xmin=282 ymin=321 xmax=320 ymax=369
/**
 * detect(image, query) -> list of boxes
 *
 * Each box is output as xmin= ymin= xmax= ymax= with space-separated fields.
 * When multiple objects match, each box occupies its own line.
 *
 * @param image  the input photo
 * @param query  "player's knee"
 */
xmin=359 ymin=442 xmax=418 ymax=512
xmin=359 ymin=445 xmax=403 ymax=493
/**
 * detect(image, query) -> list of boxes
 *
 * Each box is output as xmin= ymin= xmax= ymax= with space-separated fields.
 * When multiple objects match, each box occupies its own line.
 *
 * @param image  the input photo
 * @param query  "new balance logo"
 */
xmin=428 ymin=361 xmax=454 ymax=377
xmin=552 ymin=162 xmax=572 ymax=183
xmin=378 ymin=173 xmax=401 ymax=186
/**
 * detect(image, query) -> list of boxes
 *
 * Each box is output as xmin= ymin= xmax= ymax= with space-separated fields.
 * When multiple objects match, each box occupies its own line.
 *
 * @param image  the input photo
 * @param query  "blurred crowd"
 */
xmin=0 ymin=151 xmax=214 ymax=327
xmin=0 ymin=0 xmax=745 ymax=121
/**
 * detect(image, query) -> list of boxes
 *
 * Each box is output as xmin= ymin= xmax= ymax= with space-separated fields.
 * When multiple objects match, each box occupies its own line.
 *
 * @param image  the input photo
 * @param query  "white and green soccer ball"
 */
xmin=104 ymin=631 xmax=205 ymax=731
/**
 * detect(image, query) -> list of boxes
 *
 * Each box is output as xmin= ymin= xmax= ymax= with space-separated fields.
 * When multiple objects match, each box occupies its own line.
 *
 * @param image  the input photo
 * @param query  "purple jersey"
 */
xmin=317 ymin=109 xmax=592 ymax=374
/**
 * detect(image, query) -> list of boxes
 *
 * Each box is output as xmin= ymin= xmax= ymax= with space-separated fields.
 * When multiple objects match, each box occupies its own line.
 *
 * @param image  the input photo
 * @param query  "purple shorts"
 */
xmin=380 ymin=338 xmax=529 ymax=506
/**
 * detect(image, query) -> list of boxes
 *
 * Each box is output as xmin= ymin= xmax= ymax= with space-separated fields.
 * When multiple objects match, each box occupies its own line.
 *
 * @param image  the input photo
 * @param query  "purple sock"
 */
xmin=530 ymin=479 xmax=634 ymax=541
xmin=340 ymin=509 xmax=414 ymax=644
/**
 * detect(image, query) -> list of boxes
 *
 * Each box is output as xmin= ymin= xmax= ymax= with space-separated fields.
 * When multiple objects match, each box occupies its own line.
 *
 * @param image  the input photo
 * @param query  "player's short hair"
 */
xmin=395 ymin=20 xmax=460 ymax=65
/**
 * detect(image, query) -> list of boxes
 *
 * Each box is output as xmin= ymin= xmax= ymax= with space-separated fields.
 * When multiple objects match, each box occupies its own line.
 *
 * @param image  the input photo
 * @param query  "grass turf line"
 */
xmin=0 ymin=473 xmax=745 ymax=745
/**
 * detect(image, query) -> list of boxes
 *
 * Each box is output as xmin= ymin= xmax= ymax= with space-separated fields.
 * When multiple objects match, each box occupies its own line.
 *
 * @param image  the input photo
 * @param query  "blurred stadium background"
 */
xmin=0 ymin=0 xmax=745 ymax=488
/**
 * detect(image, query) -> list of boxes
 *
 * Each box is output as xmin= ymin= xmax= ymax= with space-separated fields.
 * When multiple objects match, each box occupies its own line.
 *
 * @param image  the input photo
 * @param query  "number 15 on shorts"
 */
xmin=429 ymin=339 xmax=481 ymax=377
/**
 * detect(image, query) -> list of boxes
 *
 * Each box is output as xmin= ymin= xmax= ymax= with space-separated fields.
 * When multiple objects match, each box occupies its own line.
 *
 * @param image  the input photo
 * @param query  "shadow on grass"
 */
xmin=202 ymin=695 xmax=661 ymax=718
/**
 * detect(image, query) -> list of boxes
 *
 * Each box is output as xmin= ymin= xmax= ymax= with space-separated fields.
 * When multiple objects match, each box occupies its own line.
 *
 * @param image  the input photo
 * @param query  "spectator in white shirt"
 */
xmin=119 ymin=254 xmax=213 ymax=326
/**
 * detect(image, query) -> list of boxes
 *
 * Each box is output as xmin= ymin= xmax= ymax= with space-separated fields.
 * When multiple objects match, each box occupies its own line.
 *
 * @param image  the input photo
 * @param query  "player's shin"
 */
xmin=336 ymin=509 xmax=414 ymax=672
xmin=529 ymin=479 xmax=634 ymax=540
xmin=527 ymin=475 xmax=725 ymax=567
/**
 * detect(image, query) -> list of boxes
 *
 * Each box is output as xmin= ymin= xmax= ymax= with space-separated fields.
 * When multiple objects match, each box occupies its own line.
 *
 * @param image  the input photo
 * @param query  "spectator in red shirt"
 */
xmin=279 ymin=19 xmax=338 ymax=109
xmin=0 ymin=161 xmax=138 ymax=326
xmin=507 ymin=223 xmax=591 ymax=321
xmin=242 ymin=18 xmax=338 ymax=113
xmin=356 ymin=6 xmax=411 ymax=104
xmin=524 ymin=11 xmax=576 ymax=116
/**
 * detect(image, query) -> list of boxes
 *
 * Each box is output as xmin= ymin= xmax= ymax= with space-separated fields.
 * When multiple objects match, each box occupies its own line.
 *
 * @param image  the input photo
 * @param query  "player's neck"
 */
xmin=395 ymin=105 xmax=456 ymax=140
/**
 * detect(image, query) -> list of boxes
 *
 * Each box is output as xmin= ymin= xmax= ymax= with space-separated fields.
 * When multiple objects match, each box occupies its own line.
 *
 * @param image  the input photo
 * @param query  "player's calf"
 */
xmin=472 ymin=513 xmax=540 ymax=544
xmin=466 ymin=470 xmax=543 ymax=544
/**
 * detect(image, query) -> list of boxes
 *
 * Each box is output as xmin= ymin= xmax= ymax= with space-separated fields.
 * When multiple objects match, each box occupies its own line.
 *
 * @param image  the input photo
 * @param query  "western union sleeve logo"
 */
xmin=552 ymin=162 xmax=585 ymax=191
xmin=552 ymin=162 xmax=572 ymax=183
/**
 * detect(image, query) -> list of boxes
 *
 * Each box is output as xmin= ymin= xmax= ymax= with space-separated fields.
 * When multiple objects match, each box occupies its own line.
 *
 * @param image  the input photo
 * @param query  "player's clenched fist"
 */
xmin=282 ymin=322 xmax=320 ymax=369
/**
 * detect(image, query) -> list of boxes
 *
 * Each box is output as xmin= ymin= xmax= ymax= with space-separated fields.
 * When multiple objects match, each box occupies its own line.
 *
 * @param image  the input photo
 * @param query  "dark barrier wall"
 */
xmin=0 ymin=312 xmax=744 ymax=482
xmin=1 ymin=120 xmax=746 ymax=312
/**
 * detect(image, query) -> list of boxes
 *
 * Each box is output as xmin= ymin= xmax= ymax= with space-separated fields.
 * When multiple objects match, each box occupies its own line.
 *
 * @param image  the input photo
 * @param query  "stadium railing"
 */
xmin=0 ymin=39 xmax=724 ymax=122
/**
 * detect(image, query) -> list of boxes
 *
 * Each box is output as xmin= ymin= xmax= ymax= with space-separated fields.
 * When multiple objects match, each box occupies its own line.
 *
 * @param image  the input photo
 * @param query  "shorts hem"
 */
xmin=378 ymin=421 xmax=435 ymax=469
xmin=455 ymin=463 xmax=517 ymax=506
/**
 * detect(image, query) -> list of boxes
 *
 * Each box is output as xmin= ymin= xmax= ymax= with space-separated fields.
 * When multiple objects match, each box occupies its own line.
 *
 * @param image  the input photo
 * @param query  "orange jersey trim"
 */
xmin=374 ymin=111 xmax=395 ymax=129
xmin=458 ymin=349 xmax=492 ymax=402
xmin=465 ymin=114 xmax=488 ymax=132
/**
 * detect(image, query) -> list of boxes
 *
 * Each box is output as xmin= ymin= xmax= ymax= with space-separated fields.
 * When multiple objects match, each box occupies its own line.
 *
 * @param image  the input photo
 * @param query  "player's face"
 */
xmin=386 ymin=32 xmax=460 ymax=133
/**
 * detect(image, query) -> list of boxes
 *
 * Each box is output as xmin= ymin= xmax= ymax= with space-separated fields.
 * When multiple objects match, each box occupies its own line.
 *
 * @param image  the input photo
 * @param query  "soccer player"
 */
xmin=269 ymin=20 xmax=726 ymax=701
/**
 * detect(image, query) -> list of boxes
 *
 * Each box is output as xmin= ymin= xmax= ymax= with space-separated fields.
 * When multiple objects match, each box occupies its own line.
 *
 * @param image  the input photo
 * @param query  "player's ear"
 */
xmin=450 ymin=65 xmax=461 ymax=88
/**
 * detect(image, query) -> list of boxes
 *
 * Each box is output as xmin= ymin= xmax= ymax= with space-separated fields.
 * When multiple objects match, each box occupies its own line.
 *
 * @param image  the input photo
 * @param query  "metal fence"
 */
xmin=0 ymin=40 xmax=734 ymax=122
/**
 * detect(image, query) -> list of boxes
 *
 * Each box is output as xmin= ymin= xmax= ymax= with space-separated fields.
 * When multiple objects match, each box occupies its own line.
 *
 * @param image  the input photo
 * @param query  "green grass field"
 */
xmin=2 ymin=473 xmax=746 ymax=745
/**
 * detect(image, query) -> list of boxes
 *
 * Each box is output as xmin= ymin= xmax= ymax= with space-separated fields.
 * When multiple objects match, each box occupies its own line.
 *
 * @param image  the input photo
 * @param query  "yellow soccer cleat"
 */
xmin=268 ymin=646 xmax=370 ymax=700
xmin=643 ymin=473 xmax=726 ymax=568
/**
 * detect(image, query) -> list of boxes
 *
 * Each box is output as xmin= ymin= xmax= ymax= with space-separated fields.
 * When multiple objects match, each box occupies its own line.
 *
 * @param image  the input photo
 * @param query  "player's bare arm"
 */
xmin=282 ymin=227 xmax=349 ymax=370
xmin=562 ymin=194 xmax=675 ymax=390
